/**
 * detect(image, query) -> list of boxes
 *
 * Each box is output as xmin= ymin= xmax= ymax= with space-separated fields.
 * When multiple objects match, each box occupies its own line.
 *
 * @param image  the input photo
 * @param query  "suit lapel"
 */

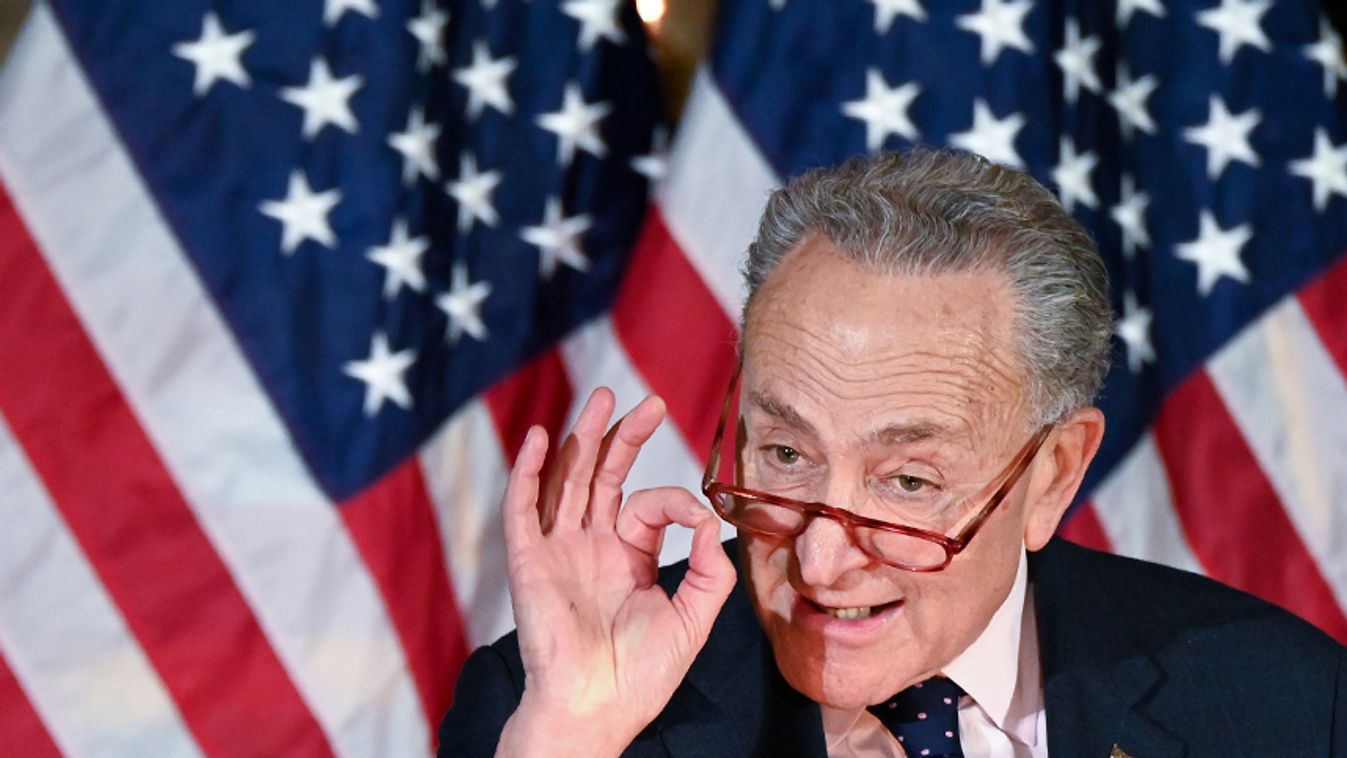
xmin=1033 ymin=540 xmax=1186 ymax=758
xmin=1040 ymin=641 xmax=1185 ymax=758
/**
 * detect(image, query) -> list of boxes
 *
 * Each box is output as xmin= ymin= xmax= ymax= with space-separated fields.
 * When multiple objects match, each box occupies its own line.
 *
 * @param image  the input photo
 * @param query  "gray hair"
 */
xmin=742 ymin=148 xmax=1112 ymax=424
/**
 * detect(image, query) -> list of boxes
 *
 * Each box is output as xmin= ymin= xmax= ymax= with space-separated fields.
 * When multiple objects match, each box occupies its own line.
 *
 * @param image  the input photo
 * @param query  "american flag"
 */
xmin=0 ymin=0 xmax=1345 ymax=756
xmin=0 ymin=0 xmax=679 ymax=754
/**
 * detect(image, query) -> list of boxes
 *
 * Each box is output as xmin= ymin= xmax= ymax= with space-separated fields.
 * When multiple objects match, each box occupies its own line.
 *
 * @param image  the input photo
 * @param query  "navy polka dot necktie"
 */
xmin=867 ymin=677 xmax=965 ymax=758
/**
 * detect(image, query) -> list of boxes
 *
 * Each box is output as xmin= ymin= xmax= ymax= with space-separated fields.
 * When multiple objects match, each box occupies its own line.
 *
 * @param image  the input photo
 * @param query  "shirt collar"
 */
xmin=941 ymin=545 xmax=1038 ymax=745
xmin=820 ymin=706 xmax=864 ymax=751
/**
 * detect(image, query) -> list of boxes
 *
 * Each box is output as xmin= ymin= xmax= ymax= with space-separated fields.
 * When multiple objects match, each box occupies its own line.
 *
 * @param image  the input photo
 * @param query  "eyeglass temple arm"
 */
xmin=951 ymin=423 xmax=1055 ymax=544
xmin=702 ymin=361 xmax=743 ymax=491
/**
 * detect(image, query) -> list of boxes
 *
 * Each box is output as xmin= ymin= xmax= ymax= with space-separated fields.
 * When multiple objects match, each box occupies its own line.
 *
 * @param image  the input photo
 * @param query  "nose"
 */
xmin=793 ymin=511 xmax=870 ymax=588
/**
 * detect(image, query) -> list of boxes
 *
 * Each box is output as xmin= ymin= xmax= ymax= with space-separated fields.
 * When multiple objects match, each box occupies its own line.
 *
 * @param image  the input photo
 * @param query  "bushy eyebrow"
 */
xmin=868 ymin=421 xmax=948 ymax=445
xmin=746 ymin=390 xmax=818 ymax=439
xmin=747 ymin=390 xmax=954 ymax=446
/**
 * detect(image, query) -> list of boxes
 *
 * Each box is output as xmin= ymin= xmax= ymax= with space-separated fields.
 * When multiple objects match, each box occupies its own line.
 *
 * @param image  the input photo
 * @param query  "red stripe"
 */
xmin=1297 ymin=251 xmax=1347 ymax=376
xmin=0 ymin=651 xmax=61 ymax=757
xmin=339 ymin=458 xmax=469 ymax=744
xmin=1153 ymin=369 xmax=1347 ymax=643
xmin=485 ymin=347 xmax=575 ymax=473
xmin=1057 ymin=501 xmax=1113 ymax=553
xmin=0 ymin=186 xmax=334 ymax=756
xmin=612 ymin=208 xmax=739 ymax=463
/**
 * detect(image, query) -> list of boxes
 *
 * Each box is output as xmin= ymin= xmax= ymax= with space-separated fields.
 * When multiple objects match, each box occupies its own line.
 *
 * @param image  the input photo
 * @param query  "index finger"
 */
xmin=614 ymin=487 xmax=718 ymax=562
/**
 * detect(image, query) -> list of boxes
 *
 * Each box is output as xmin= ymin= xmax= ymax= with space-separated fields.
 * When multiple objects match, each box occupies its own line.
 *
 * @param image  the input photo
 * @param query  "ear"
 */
xmin=1023 ymin=406 xmax=1105 ymax=551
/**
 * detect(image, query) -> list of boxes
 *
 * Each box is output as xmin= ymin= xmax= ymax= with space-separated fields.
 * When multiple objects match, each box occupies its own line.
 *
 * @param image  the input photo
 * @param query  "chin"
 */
xmin=768 ymin=631 xmax=914 ymax=709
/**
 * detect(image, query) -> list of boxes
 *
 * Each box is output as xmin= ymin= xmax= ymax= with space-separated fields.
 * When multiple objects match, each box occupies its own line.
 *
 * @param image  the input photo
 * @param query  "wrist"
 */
xmin=497 ymin=697 xmax=635 ymax=758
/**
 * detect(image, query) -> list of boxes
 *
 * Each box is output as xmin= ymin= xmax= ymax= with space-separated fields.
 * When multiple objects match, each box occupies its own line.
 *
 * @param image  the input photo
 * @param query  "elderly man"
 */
xmin=439 ymin=149 xmax=1346 ymax=757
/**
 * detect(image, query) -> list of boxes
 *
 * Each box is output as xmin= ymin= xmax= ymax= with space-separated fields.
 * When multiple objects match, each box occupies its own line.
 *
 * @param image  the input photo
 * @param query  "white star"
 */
xmin=536 ymin=83 xmax=611 ymax=168
xmin=1108 ymin=64 xmax=1159 ymax=138
xmin=172 ymin=12 xmax=255 ymax=96
xmin=562 ymin=0 xmax=626 ymax=51
xmin=280 ymin=58 xmax=363 ymax=139
xmin=1175 ymin=210 xmax=1252 ymax=296
xmin=258 ymin=171 xmax=341 ymax=254
xmin=344 ymin=332 xmax=416 ymax=416
xmin=955 ymin=0 xmax=1035 ymax=66
xmin=1196 ymin=0 xmax=1272 ymax=64
xmin=1115 ymin=291 xmax=1156 ymax=374
xmin=521 ymin=197 xmax=593 ymax=279
xmin=1116 ymin=0 xmax=1166 ymax=27
xmin=1183 ymin=95 xmax=1261 ymax=180
xmin=1290 ymin=128 xmax=1347 ymax=213
xmin=841 ymin=68 xmax=921 ymax=151
xmin=436 ymin=263 xmax=493 ymax=344
xmin=770 ymin=0 xmax=786 ymax=9
xmin=1054 ymin=18 xmax=1102 ymax=105
xmin=446 ymin=153 xmax=503 ymax=233
xmin=1110 ymin=174 xmax=1152 ymax=258
xmin=868 ymin=0 xmax=926 ymax=34
xmin=630 ymin=127 xmax=669 ymax=181
xmin=388 ymin=107 xmax=441 ymax=185
xmin=406 ymin=0 xmax=449 ymax=71
xmin=324 ymin=0 xmax=379 ymax=26
xmin=1304 ymin=18 xmax=1347 ymax=100
xmin=366 ymin=218 xmax=429 ymax=299
xmin=1051 ymin=136 xmax=1099 ymax=213
xmin=949 ymin=99 xmax=1026 ymax=169
xmin=453 ymin=40 xmax=517 ymax=120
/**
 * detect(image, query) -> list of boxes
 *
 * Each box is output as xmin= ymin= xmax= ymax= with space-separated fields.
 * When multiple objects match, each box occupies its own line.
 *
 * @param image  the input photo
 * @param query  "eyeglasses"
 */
xmin=700 ymin=362 xmax=1053 ymax=572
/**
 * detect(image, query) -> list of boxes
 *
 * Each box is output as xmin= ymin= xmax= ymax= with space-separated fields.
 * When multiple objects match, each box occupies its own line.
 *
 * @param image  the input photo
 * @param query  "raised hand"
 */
xmin=496 ymin=389 xmax=737 ymax=758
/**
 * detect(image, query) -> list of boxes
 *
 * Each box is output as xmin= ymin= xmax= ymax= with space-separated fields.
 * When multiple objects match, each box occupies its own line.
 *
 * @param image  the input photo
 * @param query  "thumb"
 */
xmin=670 ymin=516 xmax=736 ymax=649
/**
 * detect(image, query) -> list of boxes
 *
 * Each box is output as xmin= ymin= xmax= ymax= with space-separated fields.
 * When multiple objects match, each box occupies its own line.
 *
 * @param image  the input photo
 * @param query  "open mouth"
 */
xmin=808 ymin=598 xmax=902 ymax=620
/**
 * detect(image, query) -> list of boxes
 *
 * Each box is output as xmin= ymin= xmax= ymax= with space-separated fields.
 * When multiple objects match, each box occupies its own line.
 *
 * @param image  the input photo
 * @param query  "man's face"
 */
xmin=738 ymin=235 xmax=1049 ymax=709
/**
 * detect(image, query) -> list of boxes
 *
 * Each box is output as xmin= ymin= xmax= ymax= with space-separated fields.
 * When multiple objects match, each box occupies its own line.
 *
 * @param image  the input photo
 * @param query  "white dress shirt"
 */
xmin=821 ymin=548 xmax=1048 ymax=757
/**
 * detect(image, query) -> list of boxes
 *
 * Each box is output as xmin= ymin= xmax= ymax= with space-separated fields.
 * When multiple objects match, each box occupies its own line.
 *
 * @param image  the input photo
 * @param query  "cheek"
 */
xmin=741 ymin=533 xmax=794 ymax=613
xmin=910 ymin=514 xmax=1024 ymax=632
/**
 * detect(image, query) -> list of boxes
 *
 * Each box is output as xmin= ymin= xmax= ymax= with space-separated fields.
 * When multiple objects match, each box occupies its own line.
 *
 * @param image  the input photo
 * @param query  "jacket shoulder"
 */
xmin=1034 ymin=538 xmax=1342 ymax=653
xmin=1034 ymin=539 xmax=1347 ymax=753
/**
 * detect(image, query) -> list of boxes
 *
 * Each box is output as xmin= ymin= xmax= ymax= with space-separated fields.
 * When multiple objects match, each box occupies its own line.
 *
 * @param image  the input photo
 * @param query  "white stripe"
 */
xmin=418 ymin=400 xmax=514 ymax=648
xmin=558 ymin=317 xmax=738 ymax=567
xmin=1088 ymin=432 xmax=1204 ymax=575
xmin=1207 ymin=297 xmax=1347 ymax=610
xmin=0 ymin=7 xmax=426 ymax=755
xmin=658 ymin=68 xmax=781 ymax=322
xmin=0 ymin=416 xmax=202 ymax=758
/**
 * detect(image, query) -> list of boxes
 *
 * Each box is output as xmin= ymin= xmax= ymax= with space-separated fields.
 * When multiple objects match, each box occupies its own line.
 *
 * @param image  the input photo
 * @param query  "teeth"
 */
xmin=823 ymin=606 xmax=873 ymax=620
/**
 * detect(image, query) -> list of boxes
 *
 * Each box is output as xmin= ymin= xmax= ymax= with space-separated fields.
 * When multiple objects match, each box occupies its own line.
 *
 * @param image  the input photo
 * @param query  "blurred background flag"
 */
xmin=0 ymin=0 xmax=675 ymax=754
xmin=1 ymin=0 xmax=1346 ymax=755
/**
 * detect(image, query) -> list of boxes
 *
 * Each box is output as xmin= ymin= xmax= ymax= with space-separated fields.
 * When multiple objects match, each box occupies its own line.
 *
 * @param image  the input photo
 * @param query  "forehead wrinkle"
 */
xmin=748 ymin=333 xmax=999 ymax=416
xmin=749 ymin=312 xmax=1021 ymax=393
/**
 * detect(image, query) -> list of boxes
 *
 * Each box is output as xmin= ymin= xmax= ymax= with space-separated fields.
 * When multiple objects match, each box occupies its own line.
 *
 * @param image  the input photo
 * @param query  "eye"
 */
xmin=773 ymin=446 xmax=801 ymax=465
xmin=894 ymin=474 xmax=927 ymax=493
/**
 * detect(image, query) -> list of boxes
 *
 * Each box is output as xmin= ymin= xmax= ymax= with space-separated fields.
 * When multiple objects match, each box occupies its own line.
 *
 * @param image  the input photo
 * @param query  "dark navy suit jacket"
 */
xmin=438 ymin=539 xmax=1347 ymax=757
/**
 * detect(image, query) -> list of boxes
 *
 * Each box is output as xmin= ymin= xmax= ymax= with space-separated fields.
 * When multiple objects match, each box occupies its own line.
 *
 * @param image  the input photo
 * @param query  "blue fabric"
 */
xmin=868 ymin=678 xmax=964 ymax=758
